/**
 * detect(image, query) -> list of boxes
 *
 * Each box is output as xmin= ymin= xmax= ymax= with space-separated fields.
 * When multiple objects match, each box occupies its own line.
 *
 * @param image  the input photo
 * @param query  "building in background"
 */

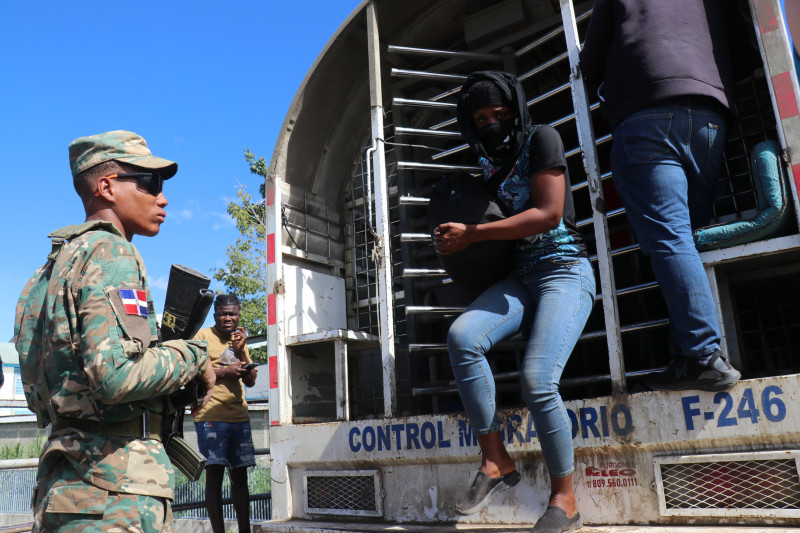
xmin=0 ymin=343 xmax=29 ymax=418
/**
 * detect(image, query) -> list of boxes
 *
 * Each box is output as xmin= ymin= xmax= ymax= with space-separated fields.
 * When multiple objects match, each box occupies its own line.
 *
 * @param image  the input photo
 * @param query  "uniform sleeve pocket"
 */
xmin=45 ymin=481 xmax=108 ymax=514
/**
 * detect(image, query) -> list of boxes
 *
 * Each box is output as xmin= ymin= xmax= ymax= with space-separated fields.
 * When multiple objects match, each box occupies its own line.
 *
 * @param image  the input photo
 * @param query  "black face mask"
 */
xmin=477 ymin=118 xmax=516 ymax=157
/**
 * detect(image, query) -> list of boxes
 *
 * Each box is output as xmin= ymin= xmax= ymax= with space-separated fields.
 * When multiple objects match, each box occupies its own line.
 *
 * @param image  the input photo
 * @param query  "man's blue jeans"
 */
xmin=610 ymin=97 xmax=727 ymax=359
xmin=448 ymin=256 xmax=595 ymax=478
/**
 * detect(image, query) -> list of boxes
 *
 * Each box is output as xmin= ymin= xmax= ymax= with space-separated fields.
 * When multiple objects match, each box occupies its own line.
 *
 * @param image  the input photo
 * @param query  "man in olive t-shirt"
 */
xmin=192 ymin=294 xmax=257 ymax=533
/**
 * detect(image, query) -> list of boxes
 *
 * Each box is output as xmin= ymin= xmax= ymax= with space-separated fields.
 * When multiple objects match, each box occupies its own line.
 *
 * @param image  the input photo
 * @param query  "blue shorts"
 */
xmin=194 ymin=421 xmax=256 ymax=469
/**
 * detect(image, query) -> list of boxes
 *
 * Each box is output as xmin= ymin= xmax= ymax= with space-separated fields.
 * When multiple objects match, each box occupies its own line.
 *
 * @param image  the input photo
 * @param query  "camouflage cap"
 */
xmin=68 ymin=130 xmax=178 ymax=179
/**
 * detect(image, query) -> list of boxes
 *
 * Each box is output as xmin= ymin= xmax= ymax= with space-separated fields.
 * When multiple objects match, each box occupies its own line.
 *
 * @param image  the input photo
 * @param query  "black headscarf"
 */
xmin=456 ymin=71 xmax=533 ymax=167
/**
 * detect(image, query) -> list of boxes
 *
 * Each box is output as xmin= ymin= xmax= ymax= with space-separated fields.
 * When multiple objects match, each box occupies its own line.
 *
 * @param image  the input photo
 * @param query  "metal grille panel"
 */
xmin=1 ymin=467 xmax=273 ymax=519
xmin=730 ymin=268 xmax=800 ymax=377
xmin=0 ymin=468 xmax=36 ymax=513
xmin=657 ymin=454 xmax=800 ymax=517
xmin=304 ymin=470 xmax=382 ymax=517
xmin=344 ymin=120 xmax=406 ymax=418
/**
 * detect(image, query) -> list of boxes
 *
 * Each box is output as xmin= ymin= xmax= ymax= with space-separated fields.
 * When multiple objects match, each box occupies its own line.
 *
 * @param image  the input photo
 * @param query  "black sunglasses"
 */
xmin=106 ymin=173 xmax=164 ymax=196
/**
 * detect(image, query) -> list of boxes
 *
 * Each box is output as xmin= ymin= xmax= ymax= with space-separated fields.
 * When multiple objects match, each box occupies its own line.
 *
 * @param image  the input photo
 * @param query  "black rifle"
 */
xmin=160 ymin=264 xmax=214 ymax=481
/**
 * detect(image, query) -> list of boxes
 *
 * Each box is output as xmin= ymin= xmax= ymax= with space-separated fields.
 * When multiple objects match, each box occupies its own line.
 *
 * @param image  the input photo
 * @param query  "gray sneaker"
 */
xmin=645 ymin=351 xmax=740 ymax=392
xmin=532 ymin=506 xmax=583 ymax=533
xmin=455 ymin=470 xmax=520 ymax=515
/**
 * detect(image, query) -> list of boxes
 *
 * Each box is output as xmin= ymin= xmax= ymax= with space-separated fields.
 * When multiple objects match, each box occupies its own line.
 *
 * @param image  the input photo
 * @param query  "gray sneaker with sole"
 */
xmin=645 ymin=351 xmax=740 ymax=392
xmin=455 ymin=470 xmax=521 ymax=515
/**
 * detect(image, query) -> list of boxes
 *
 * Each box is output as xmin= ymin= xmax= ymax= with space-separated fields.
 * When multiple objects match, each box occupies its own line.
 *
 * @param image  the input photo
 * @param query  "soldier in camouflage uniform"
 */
xmin=14 ymin=130 xmax=216 ymax=532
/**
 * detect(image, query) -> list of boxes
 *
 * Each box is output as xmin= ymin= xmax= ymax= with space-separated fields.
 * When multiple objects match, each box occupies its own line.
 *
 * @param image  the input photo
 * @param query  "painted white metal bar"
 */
xmin=265 ymin=115 xmax=290 ymax=521
xmin=606 ymin=280 xmax=659 ymax=298
xmin=412 ymin=359 xmax=674 ymax=398
xmin=367 ymin=1 xmax=397 ymax=417
xmin=397 ymin=161 xmax=480 ymax=172
xmin=392 ymin=98 xmax=456 ymax=109
xmin=400 ymin=233 xmax=434 ymax=242
xmin=576 ymin=206 xmax=626 ymax=229
xmin=430 ymin=117 xmax=457 ymax=130
xmin=285 ymin=329 xmax=380 ymax=346
xmin=699 ymin=233 xmax=800 ymax=266
xmin=514 ymin=8 xmax=592 ymax=58
xmin=704 ymin=264 xmax=730 ymax=368
xmin=429 ymin=86 xmax=463 ymax=102
xmin=398 ymin=195 xmax=430 ymax=206
xmin=408 ymin=343 xmax=449 ymax=352
xmin=403 ymin=268 xmax=447 ymax=277
xmin=560 ymin=0 xmax=626 ymax=394
xmin=334 ymin=338 xmax=349 ymax=421
xmin=430 ymin=143 xmax=469 ymax=160
xmin=266 ymin=179 xmax=288 ymax=427
xmin=564 ymin=133 xmax=611 ymax=158
xmin=432 ymin=117 xmax=609 ymax=163
xmin=390 ymin=68 xmax=467 ymax=82
xmin=387 ymin=44 xmax=504 ymax=62
xmin=749 ymin=0 xmax=800 ymax=230
xmin=0 ymin=458 xmax=38 ymax=469
xmin=527 ymin=82 xmax=572 ymax=106
xmin=518 ymin=51 xmax=570 ymax=82
xmin=281 ymin=246 xmax=346 ymax=270
xmin=420 ymin=83 xmax=576 ymax=135
xmin=394 ymin=126 xmax=461 ymax=138
xmin=405 ymin=306 xmax=466 ymax=314
xmin=572 ymin=170 xmax=613 ymax=192
xmin=0 ymin=400 xmax=28 ymax=408
xmin=353 ymin=291 xmax=405 ymax=311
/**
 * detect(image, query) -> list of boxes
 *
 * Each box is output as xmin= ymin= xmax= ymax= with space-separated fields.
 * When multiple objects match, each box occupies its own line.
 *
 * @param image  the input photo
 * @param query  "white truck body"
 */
xmin=262 ymin=0 xmax=800 ymax=529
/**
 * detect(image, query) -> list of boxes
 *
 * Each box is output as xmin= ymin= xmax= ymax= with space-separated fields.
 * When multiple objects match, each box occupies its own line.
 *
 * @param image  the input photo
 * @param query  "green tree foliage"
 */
xmin=212 ymin=149 xmax=268 ymax=361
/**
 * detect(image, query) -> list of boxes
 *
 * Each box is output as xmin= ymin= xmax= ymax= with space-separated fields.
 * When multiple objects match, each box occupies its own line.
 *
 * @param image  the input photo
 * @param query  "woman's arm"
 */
xmin=434 ymin=167 xmax=565 ymax=255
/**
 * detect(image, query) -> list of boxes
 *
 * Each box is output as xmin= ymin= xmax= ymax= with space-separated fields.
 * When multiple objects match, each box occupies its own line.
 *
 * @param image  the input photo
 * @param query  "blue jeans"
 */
xmin=610 ymin=97 xmax=727 ymax=358
xmin=448 ymin=256 xmax=595 ymax=478
xmin=195 ymin=421 xmax=256 ymax=468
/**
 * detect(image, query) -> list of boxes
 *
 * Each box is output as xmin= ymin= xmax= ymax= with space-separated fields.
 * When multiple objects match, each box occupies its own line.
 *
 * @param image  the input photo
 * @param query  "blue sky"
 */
xmin=0 ymin=1 xmax=360 ymax=342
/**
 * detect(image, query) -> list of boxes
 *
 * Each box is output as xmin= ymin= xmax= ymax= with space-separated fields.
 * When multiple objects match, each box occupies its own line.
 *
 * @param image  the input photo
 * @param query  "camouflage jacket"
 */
xmin=14 ymin=220 xmax=209 ymax=499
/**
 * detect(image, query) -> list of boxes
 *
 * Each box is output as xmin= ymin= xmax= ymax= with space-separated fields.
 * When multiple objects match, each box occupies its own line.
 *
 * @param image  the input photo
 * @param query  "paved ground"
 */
xmin=252 ymin=521 xmax=800 ymax=532
xmin=5 ymin=516 xmax=798 ymax=533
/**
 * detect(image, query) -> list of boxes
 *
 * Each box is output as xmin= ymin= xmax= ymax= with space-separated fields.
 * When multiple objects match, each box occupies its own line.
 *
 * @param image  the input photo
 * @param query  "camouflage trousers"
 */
xmin=32 ymin=456 xmax=173 ymax=533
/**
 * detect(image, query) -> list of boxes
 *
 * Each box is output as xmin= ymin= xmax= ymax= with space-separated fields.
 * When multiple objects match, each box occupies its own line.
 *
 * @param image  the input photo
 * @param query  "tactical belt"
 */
xmin=52 ymin=412 xmax=162 ymax=442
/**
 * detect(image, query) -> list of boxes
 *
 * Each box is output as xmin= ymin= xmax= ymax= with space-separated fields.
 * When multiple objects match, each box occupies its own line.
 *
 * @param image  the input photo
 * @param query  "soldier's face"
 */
xmin=215 ymin=305 xmax=240 ymax=334
xmin=111 ymin=178 xmax=169 ymax=239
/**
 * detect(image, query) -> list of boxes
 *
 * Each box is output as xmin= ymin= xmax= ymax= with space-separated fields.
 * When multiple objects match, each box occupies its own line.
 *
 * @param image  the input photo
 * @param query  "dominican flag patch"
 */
xmin=118 ymin=289 xmax=149 ymax=317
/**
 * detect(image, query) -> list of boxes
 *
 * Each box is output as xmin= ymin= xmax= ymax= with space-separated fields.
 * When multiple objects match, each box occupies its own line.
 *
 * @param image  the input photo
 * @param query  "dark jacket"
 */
xmin=578 ymin=0 xmax=735 ymax=130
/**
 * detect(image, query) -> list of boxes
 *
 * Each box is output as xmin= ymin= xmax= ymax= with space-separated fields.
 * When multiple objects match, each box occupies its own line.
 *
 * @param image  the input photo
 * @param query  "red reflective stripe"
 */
xmin=267 ymin=186 xmax=275 ymax=206
xmin=269 ymin=356 xmax=278 ymax=389
xmin=271 ymin=420 xmax=280 ymax=426
xmin=754 ymin=0 xmax=779 ymax=34
xmin=772 ymin=72 xmax=800 ymax=119
xmin=268 ymin=293 xmax=276 ymax=325
xmin=267 ymin=233 xmax=275 ymax=264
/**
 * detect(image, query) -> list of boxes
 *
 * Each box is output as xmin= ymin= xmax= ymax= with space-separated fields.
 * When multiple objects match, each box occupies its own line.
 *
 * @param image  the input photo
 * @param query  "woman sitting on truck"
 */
xmin=434 ymin=71 xmax=594 ymax=533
